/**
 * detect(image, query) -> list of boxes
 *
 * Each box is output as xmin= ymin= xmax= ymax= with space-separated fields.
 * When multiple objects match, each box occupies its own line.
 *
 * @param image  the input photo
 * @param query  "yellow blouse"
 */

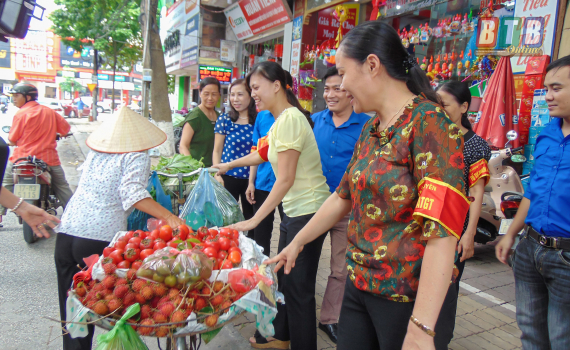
xmin=267 ymin=107 xmax=330 ymax=217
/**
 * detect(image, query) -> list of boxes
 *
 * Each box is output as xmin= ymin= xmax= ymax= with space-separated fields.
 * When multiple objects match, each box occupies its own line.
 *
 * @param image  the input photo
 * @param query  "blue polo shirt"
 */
xmin=311 ymin=109 xmax=370 ymax=193
xmin=524 ymin=118 xmax=570 ymax=238
xmin=252 ymin=110 xmax=276 ymax=192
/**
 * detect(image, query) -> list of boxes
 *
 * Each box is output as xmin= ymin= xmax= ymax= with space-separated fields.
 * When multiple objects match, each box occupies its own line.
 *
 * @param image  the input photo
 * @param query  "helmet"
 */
xmin=8 ymin=83 xmax=38 ymax=101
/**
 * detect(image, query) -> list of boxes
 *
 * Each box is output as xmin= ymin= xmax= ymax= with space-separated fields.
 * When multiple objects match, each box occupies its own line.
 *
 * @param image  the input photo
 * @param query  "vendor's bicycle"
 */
xmin=155 ymin=168 xmax=218 ymax=216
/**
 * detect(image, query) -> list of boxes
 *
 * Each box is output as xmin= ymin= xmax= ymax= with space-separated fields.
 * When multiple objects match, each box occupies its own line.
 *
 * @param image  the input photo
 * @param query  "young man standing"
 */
xmin=311 ymin=67 xmax=370 ymax=343
xmin=496 ymin=55 xmax=570 ymax=348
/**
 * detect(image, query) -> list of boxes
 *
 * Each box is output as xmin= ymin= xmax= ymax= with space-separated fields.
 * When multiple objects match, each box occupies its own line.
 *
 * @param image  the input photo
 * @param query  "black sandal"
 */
xmin=249 ymin=330 xmax=290 ymax=349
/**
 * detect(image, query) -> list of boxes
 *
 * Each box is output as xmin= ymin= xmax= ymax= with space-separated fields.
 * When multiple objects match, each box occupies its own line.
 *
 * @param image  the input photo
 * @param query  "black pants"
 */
xmin=222 ymin=175 xmax=254 ymax=237
xmin=272 ymin=213 xmax=327 ymax=350
xmin=54 ymin=233 xmax=110 ymax=350
xmin=337 ymin=276 xmax=457 ymax=350
xmin=252 ymin=189 xmax=284 ymax=256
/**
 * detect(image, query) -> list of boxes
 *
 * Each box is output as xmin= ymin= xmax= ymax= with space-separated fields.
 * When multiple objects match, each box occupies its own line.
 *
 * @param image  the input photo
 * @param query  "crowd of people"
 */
xmin=2 ymin=19 xmax=570 ymax=350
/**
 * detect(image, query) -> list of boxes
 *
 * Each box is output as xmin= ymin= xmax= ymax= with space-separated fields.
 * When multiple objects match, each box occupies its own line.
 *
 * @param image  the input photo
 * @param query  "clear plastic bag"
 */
xmin=136 ymin=247 xmax=213 ymax=287
xmin=180 ymin=169 xmax=244 ymax=230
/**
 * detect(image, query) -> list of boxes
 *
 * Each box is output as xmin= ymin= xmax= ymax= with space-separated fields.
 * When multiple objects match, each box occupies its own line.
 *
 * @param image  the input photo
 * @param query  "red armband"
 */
xmin=413 ymin=177 xmax=470 ymax=239
xmin=468 ymin=159 xmax=490 ymax=187
xmin=256 ymin=135 xmax=269 ymax=162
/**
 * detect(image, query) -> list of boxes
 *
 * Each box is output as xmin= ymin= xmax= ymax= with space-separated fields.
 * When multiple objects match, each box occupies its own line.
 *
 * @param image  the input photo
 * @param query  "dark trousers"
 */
xmin=337 ymin=276 xmax=457 ymax=350
xmin=252 ymin=189 xmax=284 ymax=256
xmin=272 ymin=213 xmax=327 ymax=350
xmin=222 ymin=175 xmax=254 ymax=237
xmin=54 ymin=233 xmax=110 ymax=350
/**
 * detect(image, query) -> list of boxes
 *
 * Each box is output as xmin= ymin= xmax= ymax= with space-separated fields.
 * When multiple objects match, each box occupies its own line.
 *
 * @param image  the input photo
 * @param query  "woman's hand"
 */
xmin=264 ymin=240 xmax=304 ymax=274
xmin=458 ymin=230 xmax=475 ymax=262
xmin=246 ymin=183 xmax=256 ymax=205
xmin=228 ymin=217 xmax=260 ymax=232
xmin=212 ymin=162 xmax=231 ymax=175
xmin=165 ymin=213 xmax=185 ymax=229
xmin=214 ymin=173 xmax=224 ymax=186
xmin=402 ymin=323 xmax=435 ymax=350
xmin=15 ymin=201 xmax=60 ymax=238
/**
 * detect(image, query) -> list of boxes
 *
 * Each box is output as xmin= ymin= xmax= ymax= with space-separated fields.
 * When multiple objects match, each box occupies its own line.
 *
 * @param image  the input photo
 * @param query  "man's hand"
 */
xmin=496 ymin=234 xmax=517 ymax=265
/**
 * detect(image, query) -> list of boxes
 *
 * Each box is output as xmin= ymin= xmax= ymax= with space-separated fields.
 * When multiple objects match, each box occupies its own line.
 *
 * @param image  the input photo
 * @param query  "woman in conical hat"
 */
xmin=53 ymin=107 xmax=185 ymax=350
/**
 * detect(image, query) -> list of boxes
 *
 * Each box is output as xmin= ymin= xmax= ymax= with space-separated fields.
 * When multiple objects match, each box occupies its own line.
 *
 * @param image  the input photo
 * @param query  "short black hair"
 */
xmin=322 ymin=66 xmax=339 ymax=83
xmin=546 ymin=55 xmax=570 ymax=75
xmin=199 ymin=77 xmax=221 ymax=92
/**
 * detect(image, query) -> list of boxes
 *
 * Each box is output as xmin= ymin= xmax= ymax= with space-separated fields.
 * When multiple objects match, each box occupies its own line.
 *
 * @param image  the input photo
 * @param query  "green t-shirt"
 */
xmin=184 ymin=107 xmax=217 ymax=167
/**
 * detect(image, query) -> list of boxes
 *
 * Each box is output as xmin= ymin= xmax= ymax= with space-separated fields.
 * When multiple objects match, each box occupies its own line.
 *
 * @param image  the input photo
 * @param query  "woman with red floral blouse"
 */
xmin=266 ymin=21 xmax=469 ymax=350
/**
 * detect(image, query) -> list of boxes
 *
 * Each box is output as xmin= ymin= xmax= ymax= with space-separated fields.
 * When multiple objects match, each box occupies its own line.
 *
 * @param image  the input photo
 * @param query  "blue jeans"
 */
xmin=514 ymin=232 xmax=570 ymax=350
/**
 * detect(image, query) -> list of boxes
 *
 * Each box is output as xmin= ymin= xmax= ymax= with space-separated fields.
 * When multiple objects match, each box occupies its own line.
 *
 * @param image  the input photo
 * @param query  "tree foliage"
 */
xmin=59 ymin=77 xmax=85 ymax=94
xmin=50 ymin=0 xmax=142 ymax=68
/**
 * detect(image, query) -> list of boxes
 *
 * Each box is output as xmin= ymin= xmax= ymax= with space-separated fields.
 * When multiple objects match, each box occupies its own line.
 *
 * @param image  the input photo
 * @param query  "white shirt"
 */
xmin=56 ymin=151 xmax=151 ymax=242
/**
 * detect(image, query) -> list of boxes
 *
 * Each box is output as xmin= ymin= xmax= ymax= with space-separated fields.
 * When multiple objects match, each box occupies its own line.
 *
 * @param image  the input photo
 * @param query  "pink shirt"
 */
xmin=9 ymin=101 xmax=71 ymax=166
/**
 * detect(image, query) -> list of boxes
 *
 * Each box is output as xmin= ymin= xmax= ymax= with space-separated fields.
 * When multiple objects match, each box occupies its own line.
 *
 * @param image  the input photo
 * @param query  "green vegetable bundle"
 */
xmin=151 ymin=154 xmax=204 ymax=188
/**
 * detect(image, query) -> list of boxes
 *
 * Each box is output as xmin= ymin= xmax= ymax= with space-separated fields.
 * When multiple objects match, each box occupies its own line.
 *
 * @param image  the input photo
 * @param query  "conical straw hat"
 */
xmin=86 ymin=106 xmax=167 ymax=153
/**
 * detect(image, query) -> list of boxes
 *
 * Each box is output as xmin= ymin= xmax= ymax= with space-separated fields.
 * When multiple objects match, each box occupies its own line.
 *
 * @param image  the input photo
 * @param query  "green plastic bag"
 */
xmin=95 ymin=304 xmax=149 ymax=350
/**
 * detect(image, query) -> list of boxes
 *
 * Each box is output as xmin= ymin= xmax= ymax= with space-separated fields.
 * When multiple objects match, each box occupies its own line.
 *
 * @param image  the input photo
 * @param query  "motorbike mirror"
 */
xmin=506 ymin=130 xmax=518 ymax=141
xmin=2 ymin=126 xmax=10 ymax=133
xmin=511 ymin=155 xmax=526 ymax=163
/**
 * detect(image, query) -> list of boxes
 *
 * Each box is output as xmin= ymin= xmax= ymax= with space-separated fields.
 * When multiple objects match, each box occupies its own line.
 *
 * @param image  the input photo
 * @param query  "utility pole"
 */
xmin=90 ymin=49 xmax=99 ymax=122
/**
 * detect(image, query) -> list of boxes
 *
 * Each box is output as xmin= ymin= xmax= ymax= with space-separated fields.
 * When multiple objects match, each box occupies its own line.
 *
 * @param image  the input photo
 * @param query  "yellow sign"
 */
xmin=87 ymin=83 xmax=97 ymax=92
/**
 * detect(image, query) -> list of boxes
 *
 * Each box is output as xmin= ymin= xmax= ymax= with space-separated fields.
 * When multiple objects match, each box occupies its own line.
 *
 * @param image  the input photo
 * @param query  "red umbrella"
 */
xmin=472 ymin=56 xmax=519 ymax=148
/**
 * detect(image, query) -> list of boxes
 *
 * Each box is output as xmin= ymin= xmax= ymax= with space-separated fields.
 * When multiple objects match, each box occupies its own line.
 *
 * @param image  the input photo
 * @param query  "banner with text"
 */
xmin=238 ymin=0 xmax=293 ymax=35
xmin=225 ymin=3 xmax=254 ymax=40
xmin=316 ymin=4 xmax=359 ymax=44
xmin=290 ymin=16 xmax=303 ymax=77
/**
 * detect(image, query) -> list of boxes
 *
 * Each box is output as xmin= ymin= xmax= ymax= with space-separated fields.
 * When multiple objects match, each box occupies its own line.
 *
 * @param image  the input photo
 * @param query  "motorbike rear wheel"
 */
xmin=23 ymin=221 xmax=38 ymax=244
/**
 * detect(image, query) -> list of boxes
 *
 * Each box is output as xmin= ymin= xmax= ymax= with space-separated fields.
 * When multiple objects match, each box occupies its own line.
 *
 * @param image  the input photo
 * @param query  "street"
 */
xmin=0 ymin=113 xmax=522 ymax=349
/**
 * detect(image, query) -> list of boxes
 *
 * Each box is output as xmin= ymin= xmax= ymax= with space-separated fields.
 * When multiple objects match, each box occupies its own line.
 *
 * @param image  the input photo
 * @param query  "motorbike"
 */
xmin=0 ymin=102 xmax=7 ymax=114
xmin=498 ymin=191 xmax=525 ymax=267
xmin=10 ymin=132 xmax=73 ymax=243
xmin=475 ymin=130 xmax=527 ymax=244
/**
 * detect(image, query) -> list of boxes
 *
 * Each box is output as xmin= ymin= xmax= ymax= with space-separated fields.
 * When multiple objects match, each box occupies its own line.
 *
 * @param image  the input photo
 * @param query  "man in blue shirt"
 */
xmin=496 ymin=55 xmax=570 ymax=349
xmin=246 ymin=109 xmax=284 ymax=257
xmin=311 ymin=67 xmax=369 ymax=343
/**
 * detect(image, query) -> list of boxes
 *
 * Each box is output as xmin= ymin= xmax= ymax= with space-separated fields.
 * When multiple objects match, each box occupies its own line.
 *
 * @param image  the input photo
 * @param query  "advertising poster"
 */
xmin=290 ymin=16 xmax=303 ymax=77
xmin=316 ymin=4 xmax=359 ymax=44
xmin=225 ymin=3 xmax=254 ymax=40
xmin=238 ymin=0 xmax=293 ymax=35
xmin=220 ymin=40 xmax=237 ymax=62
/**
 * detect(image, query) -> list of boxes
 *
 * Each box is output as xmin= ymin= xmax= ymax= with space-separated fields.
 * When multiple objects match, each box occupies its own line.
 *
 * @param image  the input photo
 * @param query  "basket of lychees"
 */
xmin=66 ymin=223 xmax=279 ymax=341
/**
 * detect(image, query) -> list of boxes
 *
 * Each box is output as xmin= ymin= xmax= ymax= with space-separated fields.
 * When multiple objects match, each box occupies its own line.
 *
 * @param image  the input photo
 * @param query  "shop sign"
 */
xmin=290 ymin=16 xmax=303 ymax=77
xmin=476 ymin=16 xmax=546 ymax=54
xmin=220 ymin=40 xmax=237 ymax=62
xmin=15 ymin=73 xmax=55 ymax=83
xmin=59 ymin=43 xmax=93 ymax=69
xmin=511 ymin=0 xmax=559 ymax=74
xmin=15 ymin=30 xmax=47 ymax=73
xmin=225 ymin=3 xmax=254 ymax=40
xmin=384 ymin=0 xmax=437 ymax=17
xmin=97 ymin=74 xmax=109 ymax=80
xmin=238 ymin=0 xmax=293 ymax=35
xmin=180 ymin=13 xmax=199 ymax=68
xmin=0 ymin=39 xmax=10 ymax=68
xmin=199 ymin=65 xmax=232 ymax=84
xmin=316 ymin=4 xmax=359 ymax=43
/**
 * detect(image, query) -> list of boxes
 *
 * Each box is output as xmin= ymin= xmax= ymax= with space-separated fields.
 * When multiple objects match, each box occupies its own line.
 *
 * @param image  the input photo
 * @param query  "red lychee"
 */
xmin=123 ymin=292 xmax=136 ymax=306
xmin=134 ymin=293 xmax=146 ymax=304
xmin=75 ymin=286 xmax=87 ymax=297
xmin=152 ymin=311 xmax=168 ymax=324
xmin=212 ymin=281 xmax=224 ymax=293
xmin=102 ymin=275 xmax=117 ymax=290
xmin=155 ymin=326 xmax=169 ymax=337
xmin=204 ymin=314 xmax=219 ymax=328
xmin=158 ymin=302 xmax=175 ymax=316
xmin=126 ymin=269 xmax=137 ymax=281
xmin=137 ymin=318 xmax=154 ymax=336
xmin=92 ymin=301 xmax=109 ymax=315
xmin=107 ymin=298 xmax=122 ymax=313
xmin=140 ymin=286 xmax=154 ymax=300
xmin=140 ymin=304 xmax=152 ymax=319
xmin=132 ymin=279 xmax=147 ymax=292
xmin=210 ymin=295 xmax=223 ymax=307
xmin=152 ymin=283 xmax=168 ymax=297
xmin=170 ymin=310 xmax=186 ymax=327
xmin=167 ymin=288 xmax=179 ymax=300
xmin=116 ymin=278 xmax=128 ymax=285
xmin=113 ymin=284 xmax=129 ymax=299
xmin=194 ymin=297 xmax=206 ymax=311
xmin=102 ymin=262 xmax=116 ymax=275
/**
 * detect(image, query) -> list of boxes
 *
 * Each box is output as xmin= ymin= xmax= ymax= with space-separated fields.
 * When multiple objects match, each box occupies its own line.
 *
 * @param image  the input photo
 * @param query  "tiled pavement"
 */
xmin=227 ymin=211 xmax=522 ymax=350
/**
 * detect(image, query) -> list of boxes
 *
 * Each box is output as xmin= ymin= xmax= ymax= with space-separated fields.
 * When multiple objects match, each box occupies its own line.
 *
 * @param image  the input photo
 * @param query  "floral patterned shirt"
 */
xmin=336 ymin=95 xmax=466 ymax=301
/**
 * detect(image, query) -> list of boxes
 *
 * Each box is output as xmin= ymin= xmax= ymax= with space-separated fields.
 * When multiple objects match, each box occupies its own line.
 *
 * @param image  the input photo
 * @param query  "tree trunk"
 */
xmin=141 ymin=0 xmax=175 ymax=156
xmin=112 ymin=44 xmax=117 ymax=111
